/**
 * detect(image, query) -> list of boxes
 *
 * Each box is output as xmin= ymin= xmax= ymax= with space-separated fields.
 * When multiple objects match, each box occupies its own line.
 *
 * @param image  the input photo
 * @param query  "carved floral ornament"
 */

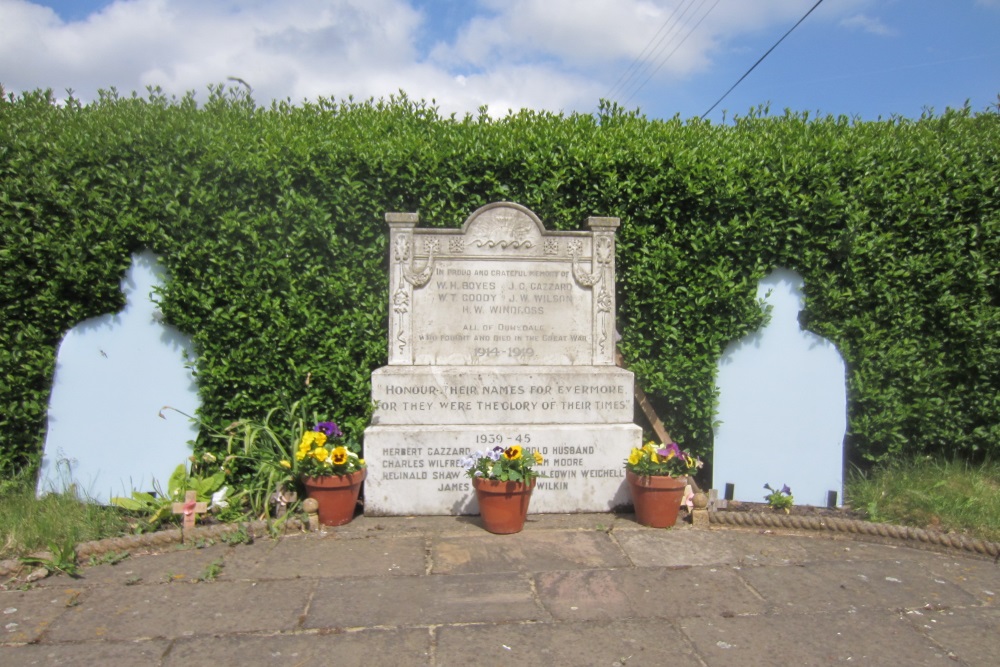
xmin=569 ymin=235 xmax=614 ymax=289
xmin=395 ymin=232 xmax=434 ymax=288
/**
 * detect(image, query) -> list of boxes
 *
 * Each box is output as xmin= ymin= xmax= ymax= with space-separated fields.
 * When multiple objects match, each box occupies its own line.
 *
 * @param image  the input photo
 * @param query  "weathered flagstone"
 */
xmin=163 ymin=628 xmax=432 ymax=667
xmin=430 ymin=530 xmax=629 ymax=575
xmin=305 ymin=572 xmax=548 ymax=628
xmin=739 ymin=558 xmax=981 ymax=613
xmin=0 ymin=588 xmax=77 ymax=645
xmin=32 ymin=543 xmax=233 ymax=589
xmin=435 ymin=619 xmax=703 ymax=667
xmin=678 ymin=608 xmax=956 ymax=665
xmin=218 ymin=533 xmax=427 ymax=580
xmin=918 ymin=555 xmax=1000 ymax=606
xmin=534 ymin=566 xmax=767 ymax=621
xmin=43 ymin=579 xmax=314 ymax=642
xmin=0 ymin=639 xmax=168 ymax=666
xmin=901 ymin=606 xmax=1000 ymax=665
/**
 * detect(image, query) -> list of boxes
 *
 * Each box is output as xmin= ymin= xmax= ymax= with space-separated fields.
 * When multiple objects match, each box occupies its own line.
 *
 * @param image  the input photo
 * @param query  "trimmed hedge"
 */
xmin=2 ymin=86 xmax=998 ymax=478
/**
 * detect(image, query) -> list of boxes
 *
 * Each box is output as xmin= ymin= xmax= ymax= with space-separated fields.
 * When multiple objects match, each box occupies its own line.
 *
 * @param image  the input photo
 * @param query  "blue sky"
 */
xmin=2 ymin=0 xmax=998 ymax=122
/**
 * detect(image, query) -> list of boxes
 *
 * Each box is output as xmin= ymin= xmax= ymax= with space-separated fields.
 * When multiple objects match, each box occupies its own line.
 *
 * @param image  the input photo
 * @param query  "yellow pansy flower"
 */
xmin=312 ymin=447 xmax=329 ymax=462
xmin=627 ymin=448 xmax=642 ymax=465
xmin=299 ymin=431 xmax=327 ymax=451
xmin=331 ymin=446 xmax=349 ymax=465
xmin=503 ymin=445 xmax=523 ymax=460
xmin=533 ymin=451 xmax=544 ymax=465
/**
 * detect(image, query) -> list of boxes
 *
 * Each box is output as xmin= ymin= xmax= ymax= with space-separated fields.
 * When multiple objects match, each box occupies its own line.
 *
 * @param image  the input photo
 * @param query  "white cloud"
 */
xmin=1 ymin=0 xmax=426 ymax=102
xmin=0 ymin=0 xmax=878 ymax=116
xmin=839 ymin=13 xmax=897 ymax=37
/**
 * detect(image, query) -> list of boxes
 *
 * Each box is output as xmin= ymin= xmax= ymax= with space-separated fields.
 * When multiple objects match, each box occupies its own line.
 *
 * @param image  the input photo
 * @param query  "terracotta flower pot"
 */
xmin=302 ymin=469 xmax=366 ymax=526
xmin=626 ymin=469 xmax=686 ymax=528
xmin=472 ymin=477 xmax=535 ymax=534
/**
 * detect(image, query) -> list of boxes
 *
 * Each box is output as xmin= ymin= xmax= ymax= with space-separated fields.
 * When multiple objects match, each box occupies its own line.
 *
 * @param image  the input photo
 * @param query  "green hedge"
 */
xmin=2 ymin=86 xmax=998 ymax=478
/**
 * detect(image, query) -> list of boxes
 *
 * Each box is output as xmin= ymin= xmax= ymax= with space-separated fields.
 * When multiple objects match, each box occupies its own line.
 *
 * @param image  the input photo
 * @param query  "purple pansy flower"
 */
xmin=315 ymin=421 xmax=342 ymax=438
xmin=657 ymin=442 xmax=682 ymax=459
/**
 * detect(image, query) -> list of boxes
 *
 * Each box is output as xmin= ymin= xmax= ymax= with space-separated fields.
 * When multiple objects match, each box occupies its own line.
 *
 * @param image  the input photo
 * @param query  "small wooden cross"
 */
xmin=172 ymin=490 xmax=208 ymax=534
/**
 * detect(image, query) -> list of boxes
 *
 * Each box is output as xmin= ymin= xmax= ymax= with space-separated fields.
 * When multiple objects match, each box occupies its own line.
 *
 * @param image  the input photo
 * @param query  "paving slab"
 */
xmin=902 ymin=606 xmax=1000 ymax=665
xmin=0 ymin=639 xmax=167 ymax=667
xmin=306 ymin=572 xmax=549 ymax=628
xmin=739 ymin=558 xmax=980 ymax=613
xmin=431 ymin=530 xmax=628 ymax=575
xmin=678 ymin=608 xmax=955 ymax=666
xmin=535 ymin=566 xmax=766 ymax=621
xmin=435 ymin=619 xmax=703 ymax=667
xmin=615 ymin=526 xmax=915 ymax=569
xmin=219 ymin=532 xmax=428 ymax=580
xmin=0 ymin=587 xmax=77 ymax=645
xmin=918 ymin=554 xmax=1000 ymax=606
xmin=44 ymin=578 xmax=314 ymax=642
xmin=164 ymin=628 xmax=432 ymax=667
xmin=33 ymin=542 xmax=234 ymax=588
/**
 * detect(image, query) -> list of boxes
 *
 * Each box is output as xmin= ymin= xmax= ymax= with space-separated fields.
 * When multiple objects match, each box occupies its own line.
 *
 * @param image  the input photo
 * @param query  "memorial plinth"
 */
xmin=364 ymin=202 xmax=641 ymax=515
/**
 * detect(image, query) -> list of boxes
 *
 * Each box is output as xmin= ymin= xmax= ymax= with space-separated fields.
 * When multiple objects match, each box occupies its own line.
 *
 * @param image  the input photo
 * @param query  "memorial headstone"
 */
xmin=364 ymin=202 xmax=642 ymax=515
xmin=713 ymin=268 xmax=846 ymax=506
xmin=37 ymin=251 xmax=200 ymax=503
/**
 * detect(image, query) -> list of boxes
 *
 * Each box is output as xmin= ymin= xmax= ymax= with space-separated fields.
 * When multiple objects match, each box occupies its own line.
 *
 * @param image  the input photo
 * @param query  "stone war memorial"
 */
xmin=364 ymin=202 xmax=642 ymax=515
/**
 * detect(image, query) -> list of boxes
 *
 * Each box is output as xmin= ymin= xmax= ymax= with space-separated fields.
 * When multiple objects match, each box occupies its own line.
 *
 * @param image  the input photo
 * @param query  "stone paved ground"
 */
xmin=1 ymin=514 xmax=997 ymax=666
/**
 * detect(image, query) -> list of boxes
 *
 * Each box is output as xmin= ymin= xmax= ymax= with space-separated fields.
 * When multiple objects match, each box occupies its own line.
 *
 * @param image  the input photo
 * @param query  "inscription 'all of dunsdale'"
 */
xmin=365 ymin=202 xmax=642 ymax=516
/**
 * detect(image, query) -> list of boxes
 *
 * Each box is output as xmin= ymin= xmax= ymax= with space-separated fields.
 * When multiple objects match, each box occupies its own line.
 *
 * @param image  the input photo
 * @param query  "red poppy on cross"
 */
xmin=171 ymin=490 xmax=208 ymax=532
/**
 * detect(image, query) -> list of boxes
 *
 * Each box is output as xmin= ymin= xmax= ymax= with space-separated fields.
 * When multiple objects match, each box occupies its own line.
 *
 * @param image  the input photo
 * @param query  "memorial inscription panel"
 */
xmin=365 ymin=202 xmax=642 ymax=515
xmin=387 ymin=204 xmax=618 ymax=366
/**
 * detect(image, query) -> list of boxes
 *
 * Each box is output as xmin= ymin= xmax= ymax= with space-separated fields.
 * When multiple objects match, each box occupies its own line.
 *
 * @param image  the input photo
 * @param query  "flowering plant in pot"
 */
xmin=625 ymin=441 xmax=702 ymax=528
xmin=461 ymin=444 xmax=544 ymax=534
xmin=293 ymin=421 xmax=367 ymax=526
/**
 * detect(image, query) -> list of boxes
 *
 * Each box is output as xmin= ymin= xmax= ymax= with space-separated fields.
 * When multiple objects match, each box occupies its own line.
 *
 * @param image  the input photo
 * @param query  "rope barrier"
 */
xmin=709 ymin=510 xmax=1000 ymax=559
xmin=4 ymin=511 xmax=997 ymax=579
xmin=0 ymin=518 xmax=305 ymax=579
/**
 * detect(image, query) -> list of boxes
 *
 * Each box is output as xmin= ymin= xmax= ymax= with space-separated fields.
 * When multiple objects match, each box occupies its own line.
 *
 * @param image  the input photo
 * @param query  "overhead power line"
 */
xmin=604 ymin=0 xmax=699 ymax=105
xmin=701 ymin=0 xmax=825 ymax=120
xmin=621 ymin=0 xmax=721 ymax=109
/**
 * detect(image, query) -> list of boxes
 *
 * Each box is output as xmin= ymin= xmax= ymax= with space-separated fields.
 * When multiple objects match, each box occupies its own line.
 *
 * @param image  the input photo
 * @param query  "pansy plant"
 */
xmin=292 ymin=421 xmax=365 ymax=477
xmin=461 ymin=445 xmax=544 ymax=483
xmin=625 ymin=441 xmax=702 ymax=478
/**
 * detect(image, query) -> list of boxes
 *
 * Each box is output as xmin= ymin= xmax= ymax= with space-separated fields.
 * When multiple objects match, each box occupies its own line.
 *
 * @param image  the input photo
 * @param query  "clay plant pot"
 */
xmin=472 ymin=477 xmax=536 ymax=534
xmin=302 ymin=469 xmax=366 ymax=526
xmin=626 ymin=469 xmax=686 ymax=528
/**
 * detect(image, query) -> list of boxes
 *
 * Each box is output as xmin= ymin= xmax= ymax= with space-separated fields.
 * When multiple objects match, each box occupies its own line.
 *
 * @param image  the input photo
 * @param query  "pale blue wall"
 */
xmin=37 ymin=251 xmax=201 ymax=503
xmin=713 ymin=269 xmax=846 ymax=507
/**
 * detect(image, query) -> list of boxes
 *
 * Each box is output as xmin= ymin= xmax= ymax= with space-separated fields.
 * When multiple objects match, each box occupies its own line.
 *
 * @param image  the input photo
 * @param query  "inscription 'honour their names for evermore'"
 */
xmin=364 ymin=202 xmax=642 ymax=515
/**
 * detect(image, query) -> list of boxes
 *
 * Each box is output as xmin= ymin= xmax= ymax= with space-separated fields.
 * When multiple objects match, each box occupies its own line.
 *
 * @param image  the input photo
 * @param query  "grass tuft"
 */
xmin=846 ymin=457 xmax=1000 ymax=543
xmin=0 ymin=473 xmax=131 ymax=561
